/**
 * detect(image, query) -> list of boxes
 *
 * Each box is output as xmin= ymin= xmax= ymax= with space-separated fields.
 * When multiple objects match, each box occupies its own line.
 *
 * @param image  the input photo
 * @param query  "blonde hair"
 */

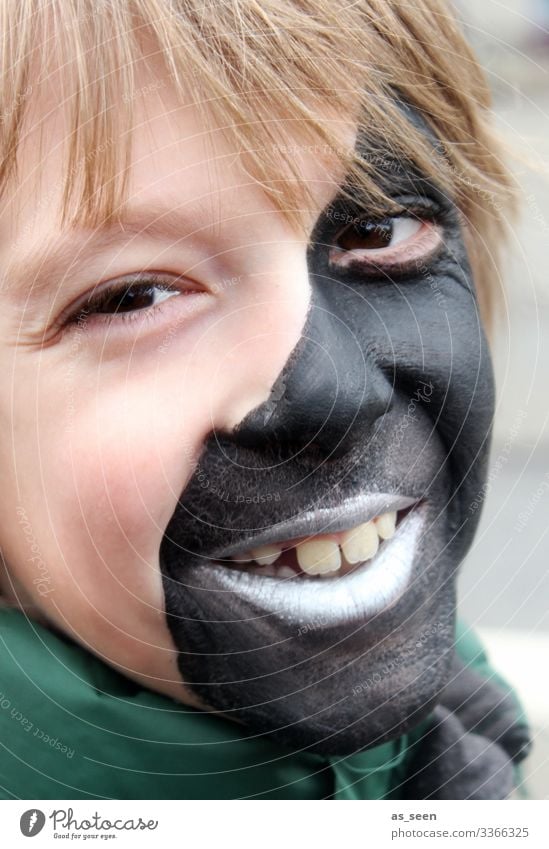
xmin=0 ymin=0 xmax=515 ymax=326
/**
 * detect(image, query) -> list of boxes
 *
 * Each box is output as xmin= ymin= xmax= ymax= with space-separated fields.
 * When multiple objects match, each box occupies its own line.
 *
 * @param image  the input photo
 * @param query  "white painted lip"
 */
xmin=200 ymin=501 xmax=429 ymax=627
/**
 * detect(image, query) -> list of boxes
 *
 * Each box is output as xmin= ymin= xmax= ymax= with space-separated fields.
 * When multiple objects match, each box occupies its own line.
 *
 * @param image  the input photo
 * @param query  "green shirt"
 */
xmin=0 ymin=608 xmax=526 ymax=799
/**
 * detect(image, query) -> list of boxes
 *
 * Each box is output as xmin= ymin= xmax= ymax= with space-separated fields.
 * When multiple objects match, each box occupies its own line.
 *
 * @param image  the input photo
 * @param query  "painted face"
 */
xmin=160 ymin=115 xmax=495 ymax=754
xmin=0 ymin=64 xmax=494 ymax=756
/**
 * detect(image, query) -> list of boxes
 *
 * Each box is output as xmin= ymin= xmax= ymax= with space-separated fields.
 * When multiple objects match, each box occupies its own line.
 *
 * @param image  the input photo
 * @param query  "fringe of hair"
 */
xmin=0 ymin=0 xmax=518 ymax=328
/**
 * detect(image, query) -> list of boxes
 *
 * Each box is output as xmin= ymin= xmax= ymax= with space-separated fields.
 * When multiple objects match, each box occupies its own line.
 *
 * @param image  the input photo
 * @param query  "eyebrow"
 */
xmin=3 ymin=197 xmax=237 ymax=301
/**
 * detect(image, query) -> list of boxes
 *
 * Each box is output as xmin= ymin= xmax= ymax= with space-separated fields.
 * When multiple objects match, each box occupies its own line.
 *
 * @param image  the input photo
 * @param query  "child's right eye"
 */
xmin=62 ymin=271 xmax=208 ymax=331
xmin=79 ymin=279 xmax=179 ymax=317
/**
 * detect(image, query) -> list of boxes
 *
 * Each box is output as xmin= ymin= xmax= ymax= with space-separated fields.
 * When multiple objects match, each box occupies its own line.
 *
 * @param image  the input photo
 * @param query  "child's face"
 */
xmin=0 ymin=58 xmax=496 ymax=755
xmin=0 ymin=64 xmax=352 ymax=700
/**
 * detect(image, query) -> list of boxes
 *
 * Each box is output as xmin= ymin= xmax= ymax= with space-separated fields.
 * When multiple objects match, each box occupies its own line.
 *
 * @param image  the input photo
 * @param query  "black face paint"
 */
xmin=159 ymin=110 xmax=495 ymax=756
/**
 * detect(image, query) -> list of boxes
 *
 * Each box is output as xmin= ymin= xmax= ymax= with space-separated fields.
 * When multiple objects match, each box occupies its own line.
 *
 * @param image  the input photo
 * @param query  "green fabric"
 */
xmin=0 ymin=608 xmax=523 ymax=800
xmin=453 ymin=619 xmax=530 ymax=796
xmin=454 ymin=620 xmax=529 ymax=729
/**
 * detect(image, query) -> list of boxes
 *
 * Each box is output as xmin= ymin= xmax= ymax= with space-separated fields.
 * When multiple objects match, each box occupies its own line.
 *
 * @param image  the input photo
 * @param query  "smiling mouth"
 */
xmin=223 ymin=505 xmax=415 ymax=579
xmin=188 ymin=496 xmax=429 ymax=630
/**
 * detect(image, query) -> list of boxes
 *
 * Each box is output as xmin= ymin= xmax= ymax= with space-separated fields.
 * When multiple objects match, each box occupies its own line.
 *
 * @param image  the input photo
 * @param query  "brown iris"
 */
xmin=336 ymin=219 xmax=393 ymax=252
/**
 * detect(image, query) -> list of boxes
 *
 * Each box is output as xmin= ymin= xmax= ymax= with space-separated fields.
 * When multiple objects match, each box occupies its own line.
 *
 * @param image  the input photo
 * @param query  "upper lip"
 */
xmin=208 ymin=492 xmax=421 ymax=561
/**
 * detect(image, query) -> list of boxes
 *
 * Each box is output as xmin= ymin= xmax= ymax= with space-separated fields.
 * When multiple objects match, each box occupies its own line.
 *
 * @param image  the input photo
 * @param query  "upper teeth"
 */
xmin=234 ymin=510 xmax=397 ymax=576
xmin=341 ymin=520 xmax=379 ymax=565
xmin=375 ymin=511 xmax=397 ymax=539
xmin=296 ymin=538 xmax=341 ymax=576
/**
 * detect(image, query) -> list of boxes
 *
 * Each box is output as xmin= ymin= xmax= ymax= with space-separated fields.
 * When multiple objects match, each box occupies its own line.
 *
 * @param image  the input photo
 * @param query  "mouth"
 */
xmin=224 ymin=504 xmax=415 ymax=579
xmin=162 ymin=490 xmax=437 ymax=753
xmin=208 ymin=492 xmax=421 ymax=578
xmin=185 ymin=494 xmax=429 ymax=626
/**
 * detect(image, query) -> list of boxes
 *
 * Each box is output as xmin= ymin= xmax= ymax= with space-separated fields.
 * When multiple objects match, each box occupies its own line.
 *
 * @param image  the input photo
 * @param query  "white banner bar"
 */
xmin=1 ymin=799 xmax=548 ymax=848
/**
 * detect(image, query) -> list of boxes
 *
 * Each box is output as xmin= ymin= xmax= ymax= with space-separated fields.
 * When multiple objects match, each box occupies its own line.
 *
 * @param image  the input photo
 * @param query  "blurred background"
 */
xmin=452 ymin=0 xmax=549 ymax=801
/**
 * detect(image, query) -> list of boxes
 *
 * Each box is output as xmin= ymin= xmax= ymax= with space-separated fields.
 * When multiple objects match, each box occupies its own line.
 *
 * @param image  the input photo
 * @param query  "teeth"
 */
xmin=230 ymin=509 xmax=400 ymax=576
xmin=249 ymin=544 xmax=282 ymax=565
xmin=296 ymin=539 xmax=341 ymax=575
xmin=374 ymin=511 xmax=397 ymax=540
xmin=340 ymin=520 xmax=379 ymax=564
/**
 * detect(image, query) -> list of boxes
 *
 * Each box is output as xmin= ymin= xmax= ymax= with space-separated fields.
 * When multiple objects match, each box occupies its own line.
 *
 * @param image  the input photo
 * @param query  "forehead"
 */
xmin=0 ymin=56 xmax=357 ymax=295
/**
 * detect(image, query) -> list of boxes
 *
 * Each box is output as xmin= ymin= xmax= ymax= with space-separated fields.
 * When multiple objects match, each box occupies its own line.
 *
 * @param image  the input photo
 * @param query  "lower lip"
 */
xmin=204 ymin=502 xmax=429 ymax=626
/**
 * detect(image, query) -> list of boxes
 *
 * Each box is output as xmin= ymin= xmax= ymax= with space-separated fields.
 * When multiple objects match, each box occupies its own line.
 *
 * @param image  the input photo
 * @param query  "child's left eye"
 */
xmin=335 ymin=216 xmax=422 ymax=253
xmin=328 ymin=213 xmax=441 ymax=273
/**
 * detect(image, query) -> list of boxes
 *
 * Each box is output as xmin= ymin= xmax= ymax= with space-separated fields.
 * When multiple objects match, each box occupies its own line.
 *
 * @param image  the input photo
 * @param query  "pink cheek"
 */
xmin=49 ymin=443 xmax=174 ymax=564
xmin=94 ymin=459 xmax=183 ymax=550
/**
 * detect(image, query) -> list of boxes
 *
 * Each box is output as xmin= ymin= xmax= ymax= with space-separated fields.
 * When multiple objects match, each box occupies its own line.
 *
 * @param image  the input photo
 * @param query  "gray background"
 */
xmin=454 ymin=0 xmax=549 ymax=801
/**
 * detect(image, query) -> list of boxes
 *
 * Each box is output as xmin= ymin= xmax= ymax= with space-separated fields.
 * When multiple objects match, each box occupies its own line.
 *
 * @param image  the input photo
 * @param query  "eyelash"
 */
xmin=58 ymin=202 xmax=442 ymax=335
xmin=62 ymin=272 xmax=202 ymax=330
xmin=327 ymin=200 xmax=443 ymax=275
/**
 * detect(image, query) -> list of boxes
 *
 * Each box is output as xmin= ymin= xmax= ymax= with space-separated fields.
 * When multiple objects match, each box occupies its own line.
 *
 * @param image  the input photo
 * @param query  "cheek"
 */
xmin=27 ymin=284 xmax=309 ymax=561
xmin=46 ymin=386 xmax=208 ymax=569
xmin=0 ymin=255 xmax=310 ymax=617
xmin=0 ymin=361 xmax=205 ymax=614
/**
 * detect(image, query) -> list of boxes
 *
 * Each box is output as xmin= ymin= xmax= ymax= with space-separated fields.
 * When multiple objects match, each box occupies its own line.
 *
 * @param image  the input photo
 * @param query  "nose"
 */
xmin=230 ymin=287 xmax=392 ymax=459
